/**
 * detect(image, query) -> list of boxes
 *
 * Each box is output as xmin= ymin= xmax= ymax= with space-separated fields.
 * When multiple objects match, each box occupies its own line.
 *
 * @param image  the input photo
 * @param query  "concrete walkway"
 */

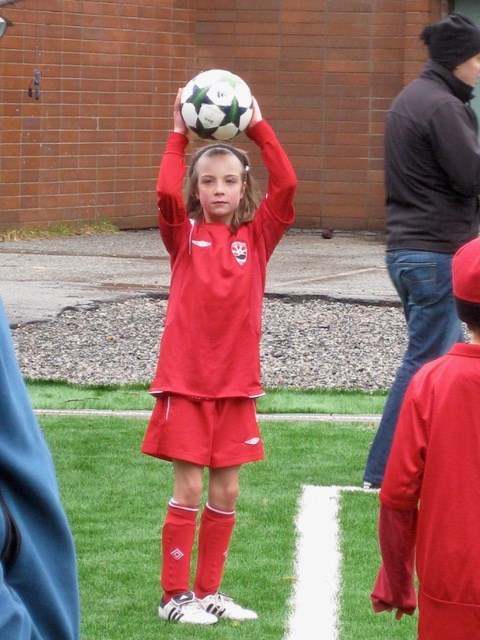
xmin=0 ymin=228 xmax=397 ymax=326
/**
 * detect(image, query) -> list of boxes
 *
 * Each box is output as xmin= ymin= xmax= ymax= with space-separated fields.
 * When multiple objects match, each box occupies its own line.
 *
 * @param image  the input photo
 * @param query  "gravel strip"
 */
xmin=11 ymin=296 xmax=407 ymax=391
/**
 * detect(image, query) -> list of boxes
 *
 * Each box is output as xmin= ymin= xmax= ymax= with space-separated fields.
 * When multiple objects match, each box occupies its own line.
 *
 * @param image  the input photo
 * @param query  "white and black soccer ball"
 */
xmin=180 ymin=69 xmax=253 ymax=141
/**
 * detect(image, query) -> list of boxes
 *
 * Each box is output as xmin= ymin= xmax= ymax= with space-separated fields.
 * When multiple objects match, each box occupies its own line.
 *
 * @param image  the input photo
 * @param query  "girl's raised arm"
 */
xmin=173 ymin=88 xmax=189 ymax=136
xmin=246 ymin=97 xmax=297 ymax=223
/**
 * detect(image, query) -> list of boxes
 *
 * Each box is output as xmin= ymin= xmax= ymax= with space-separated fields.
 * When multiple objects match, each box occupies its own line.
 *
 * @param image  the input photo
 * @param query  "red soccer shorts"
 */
xmin=141 ymin=395 xmax=265 ymax=468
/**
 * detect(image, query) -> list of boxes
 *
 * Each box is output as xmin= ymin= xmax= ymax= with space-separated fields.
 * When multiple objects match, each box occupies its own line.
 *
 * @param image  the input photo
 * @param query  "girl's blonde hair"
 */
xmin=186 ymin=144 xmax=260 ymax=231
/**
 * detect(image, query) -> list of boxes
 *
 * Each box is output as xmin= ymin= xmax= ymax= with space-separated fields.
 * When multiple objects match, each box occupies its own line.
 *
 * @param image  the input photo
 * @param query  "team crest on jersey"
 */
xmin=231 ymin=241 xmax=248 ymax=266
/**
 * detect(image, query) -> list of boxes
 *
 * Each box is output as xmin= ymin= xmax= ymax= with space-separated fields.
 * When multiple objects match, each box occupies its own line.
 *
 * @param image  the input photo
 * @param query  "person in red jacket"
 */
xmin=141 ymin=89 xmax=297 ymax=625
xmin=371 ymin=235 xmax=480 ymax=639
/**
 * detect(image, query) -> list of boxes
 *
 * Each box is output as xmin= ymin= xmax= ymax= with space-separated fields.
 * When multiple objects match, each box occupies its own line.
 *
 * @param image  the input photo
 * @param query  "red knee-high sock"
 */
xmin=193 ymin=503 xmax=236 ymax=598
xmin=161 ymin=499 xmax=199 ymax=602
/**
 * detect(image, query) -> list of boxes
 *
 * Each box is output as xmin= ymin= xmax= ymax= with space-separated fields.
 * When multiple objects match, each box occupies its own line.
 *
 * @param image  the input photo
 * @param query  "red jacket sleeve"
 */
xmin=371 ymin=504 xmax=417 ymax=617
xmin=371 ymin=376 xmax=429 ymax=618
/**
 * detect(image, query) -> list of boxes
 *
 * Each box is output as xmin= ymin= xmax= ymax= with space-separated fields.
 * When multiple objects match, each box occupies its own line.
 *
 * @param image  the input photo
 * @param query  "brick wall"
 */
xmin=0 ymin=0 xmax=193 ymax=232
xmin=0 ymin=0 xmax=443 ymax=232
xmin=191 ymin=0 xmax=442 ymax=231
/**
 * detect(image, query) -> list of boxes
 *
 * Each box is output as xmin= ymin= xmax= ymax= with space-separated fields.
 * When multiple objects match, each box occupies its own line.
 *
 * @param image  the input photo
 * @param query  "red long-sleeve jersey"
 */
xmin=149 ymin=120 xmax=297 ymax=399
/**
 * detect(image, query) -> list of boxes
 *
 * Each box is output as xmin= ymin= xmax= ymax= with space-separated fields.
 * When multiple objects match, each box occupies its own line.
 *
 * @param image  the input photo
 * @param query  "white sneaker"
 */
xmin=197 ymin=592 xmax=258 ymax=620
xmin=362 ymin=481 xmax=381 ymax=491
xmin=159 ymin=591 xmax=218 ymax=625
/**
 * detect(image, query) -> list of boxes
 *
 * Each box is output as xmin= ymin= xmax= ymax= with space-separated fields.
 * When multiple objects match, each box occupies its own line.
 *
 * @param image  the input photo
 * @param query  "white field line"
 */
xmin=34 ymin=408 xmax=380 ymax=423
xmin=34 ymin=408 xmax=153 ymax=419
xmin=285 ymin=485 xmax=367 ymax=640
xmin=260 ymin=414 xmax=379 ymax=423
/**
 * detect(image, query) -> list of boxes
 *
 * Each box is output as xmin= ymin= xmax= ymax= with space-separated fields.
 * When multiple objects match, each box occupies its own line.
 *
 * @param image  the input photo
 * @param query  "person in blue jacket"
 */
xmin=0 ymin=298 xmax=80 ymax=639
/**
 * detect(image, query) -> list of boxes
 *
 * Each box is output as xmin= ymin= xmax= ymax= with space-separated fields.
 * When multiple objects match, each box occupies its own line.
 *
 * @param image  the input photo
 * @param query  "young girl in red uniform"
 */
xmin=141 ymin=89 xmax=297 ymax=625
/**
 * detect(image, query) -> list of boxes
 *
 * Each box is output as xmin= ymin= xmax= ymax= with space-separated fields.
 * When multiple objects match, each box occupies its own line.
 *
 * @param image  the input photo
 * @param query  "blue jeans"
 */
xmin=363 ymin=250 xmax=463 ymax=485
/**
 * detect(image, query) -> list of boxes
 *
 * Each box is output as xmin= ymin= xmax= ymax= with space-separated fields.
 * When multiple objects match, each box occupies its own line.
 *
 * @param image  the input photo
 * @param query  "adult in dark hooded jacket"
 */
xmin=0 ymin=298 xmax=80 ymax=639
xmin=363 ymin=12 xmax=480 ymax=489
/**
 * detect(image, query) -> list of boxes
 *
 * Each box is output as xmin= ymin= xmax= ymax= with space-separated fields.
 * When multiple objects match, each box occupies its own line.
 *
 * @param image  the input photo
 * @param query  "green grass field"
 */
xmin=36 ymin=386 xmax=417 ymax=639
xmin=26 ymin=380 xmax=387 ymax=414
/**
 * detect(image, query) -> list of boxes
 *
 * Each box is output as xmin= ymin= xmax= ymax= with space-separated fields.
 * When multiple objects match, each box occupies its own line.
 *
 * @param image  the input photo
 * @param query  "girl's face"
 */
xmin=194 ymin=153 xmax=246 ymax=225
